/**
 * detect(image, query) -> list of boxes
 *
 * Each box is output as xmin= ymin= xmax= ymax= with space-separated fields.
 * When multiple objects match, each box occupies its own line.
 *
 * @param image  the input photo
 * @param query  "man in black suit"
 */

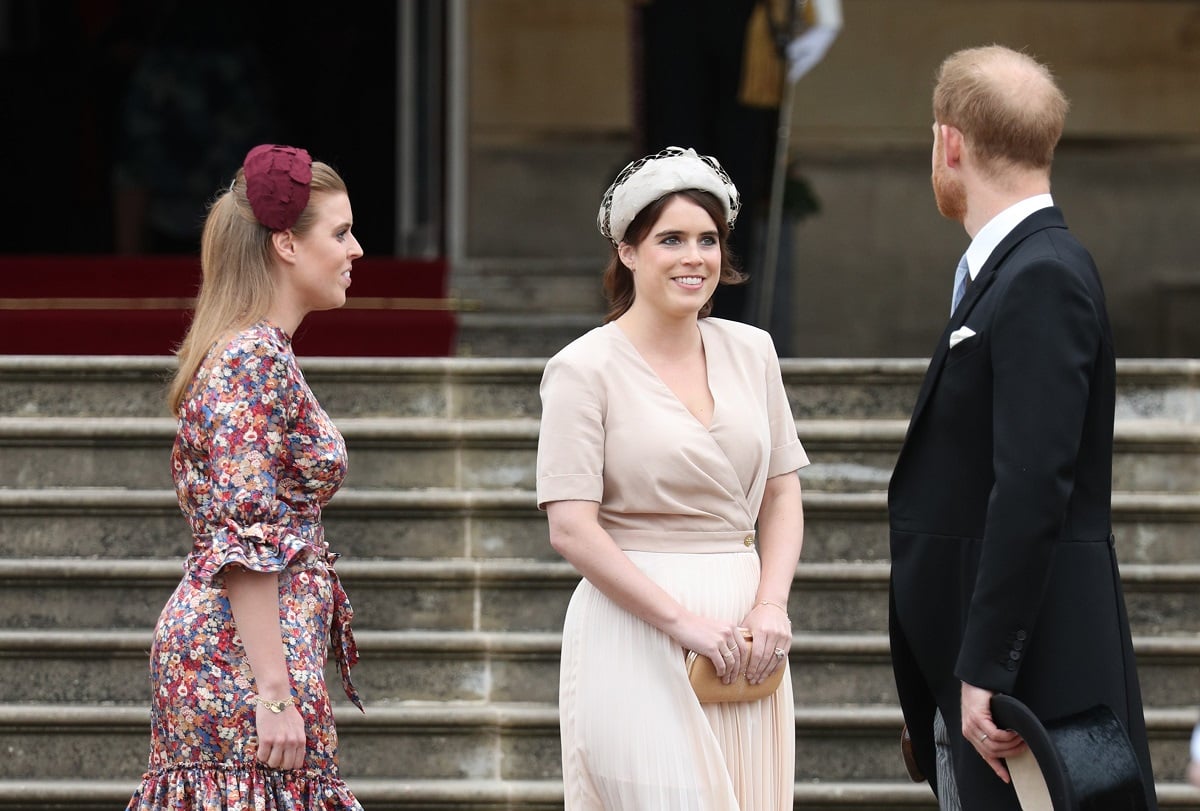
xmin=888 ymin=45 xmax=1157 ymax=810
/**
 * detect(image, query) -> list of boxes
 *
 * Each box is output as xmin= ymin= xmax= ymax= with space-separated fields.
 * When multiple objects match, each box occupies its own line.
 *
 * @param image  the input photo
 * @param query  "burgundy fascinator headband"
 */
xmin=243 ymin=144 xmax=313 ymax=231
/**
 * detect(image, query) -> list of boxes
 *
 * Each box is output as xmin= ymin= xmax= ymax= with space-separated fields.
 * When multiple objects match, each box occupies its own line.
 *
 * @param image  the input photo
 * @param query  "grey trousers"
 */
xmin=934 ymin=709 xmax=963 ymax=811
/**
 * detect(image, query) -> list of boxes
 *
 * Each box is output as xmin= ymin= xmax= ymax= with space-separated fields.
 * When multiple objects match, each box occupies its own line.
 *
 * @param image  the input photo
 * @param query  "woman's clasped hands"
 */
xmin=741 ymin=600 xmax=791 ymax=686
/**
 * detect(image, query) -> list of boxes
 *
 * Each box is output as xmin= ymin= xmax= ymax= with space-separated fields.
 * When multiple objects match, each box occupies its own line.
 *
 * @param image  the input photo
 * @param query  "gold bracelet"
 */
xmin=252 ymin=695 xmax=297 ymax=714
xmin=758 ymin=600 xmax=791 ymax=620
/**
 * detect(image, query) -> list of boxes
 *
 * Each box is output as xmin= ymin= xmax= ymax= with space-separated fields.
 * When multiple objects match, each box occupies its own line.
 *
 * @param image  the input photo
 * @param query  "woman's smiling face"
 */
xmin=618 ymin=194 xmax=721 ymax=319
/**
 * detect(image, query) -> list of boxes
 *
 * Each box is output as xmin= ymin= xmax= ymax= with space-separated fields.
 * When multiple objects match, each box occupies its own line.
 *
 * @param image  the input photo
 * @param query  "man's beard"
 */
xmin=932 ymin=162 xmax=967 ymax=222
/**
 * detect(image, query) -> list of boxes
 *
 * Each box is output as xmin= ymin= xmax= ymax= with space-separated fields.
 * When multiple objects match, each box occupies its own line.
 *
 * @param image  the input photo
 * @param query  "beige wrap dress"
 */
xmin=537 ymin=318 xmax=809 ymax=810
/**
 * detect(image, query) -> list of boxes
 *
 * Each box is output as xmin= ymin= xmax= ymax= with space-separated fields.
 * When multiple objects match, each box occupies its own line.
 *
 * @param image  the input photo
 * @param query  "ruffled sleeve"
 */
xmin=188 ymin=340 xmax=311 ymax=582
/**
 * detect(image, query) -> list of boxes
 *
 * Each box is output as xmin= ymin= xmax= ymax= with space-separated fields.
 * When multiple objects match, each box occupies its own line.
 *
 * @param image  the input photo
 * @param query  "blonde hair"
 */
xmin=933 ymin=45 xmax=1068 ymax=173
xmin=167 ymin=161 xmax=347 ymax=413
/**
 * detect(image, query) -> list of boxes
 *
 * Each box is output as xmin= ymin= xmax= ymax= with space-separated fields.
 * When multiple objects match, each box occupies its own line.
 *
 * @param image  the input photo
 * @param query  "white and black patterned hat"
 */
xmin=597 ymin=146 xmax=741 ymax=244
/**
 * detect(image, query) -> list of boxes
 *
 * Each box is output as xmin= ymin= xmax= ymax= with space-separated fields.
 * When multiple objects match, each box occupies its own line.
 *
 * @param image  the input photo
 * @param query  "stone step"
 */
xmin=452 ymin=257 xmax=607 ymax=317
xmin=0 ymin=702 xmax=1193 ymax=784
xmin=3 ymin=629 xmax=1198 ymax=710
xmin=3 ymin=416 xmax=1199 ymax=494
xmin=0 ymin=779 xmax=564 ymax=811
xmin=3 ymin=558 xmax=1198 ymax=637
xmin=6 ymin=779 xmax=1200 ymax=811
xmin=3 ymin=487 xmax=1199 ymax=564
xmin=0 ymin=356 xmax=549 ymax=420
xmin=457 ymin=313 xmax=601 ymax=359
xmin=4 ymin=356 xmax=1200 ymax=422
xmin=0 ymin=628 xmax=859 ymax=706
xmin=0 ymin=416 xmax=543 ymax=492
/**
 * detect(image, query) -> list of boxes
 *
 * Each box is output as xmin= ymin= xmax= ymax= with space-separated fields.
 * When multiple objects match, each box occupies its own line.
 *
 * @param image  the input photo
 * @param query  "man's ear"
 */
xmin=271 ymin=230 xmax=298 ymax=265
xmin=941 ymin=124 xmax=964 ymax=168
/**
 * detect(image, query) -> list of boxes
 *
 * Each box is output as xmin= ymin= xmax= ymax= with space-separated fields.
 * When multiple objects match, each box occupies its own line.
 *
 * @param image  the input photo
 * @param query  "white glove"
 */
xmin=786 ymin=23 xmax=840 ymax=83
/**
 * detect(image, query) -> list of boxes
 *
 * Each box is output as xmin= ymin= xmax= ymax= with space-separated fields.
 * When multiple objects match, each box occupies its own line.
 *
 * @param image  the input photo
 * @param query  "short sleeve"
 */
xmin=189 ymin=343 xmax=311 ymax=582
xmin=763 ymin=336 xmax=809 ymax=478
xmin=536 ymin=354 xmax=606 ymax=509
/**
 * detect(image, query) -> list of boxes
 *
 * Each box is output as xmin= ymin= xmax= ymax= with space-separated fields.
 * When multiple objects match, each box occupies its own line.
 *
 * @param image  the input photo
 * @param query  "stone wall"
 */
xmin=469 ymin=0 xmax=1200 ymax=144
xmin=788 ymin=142 xmax=1200 ymax=357
xmin=463 ymin=0 xmax=1200 ymax=357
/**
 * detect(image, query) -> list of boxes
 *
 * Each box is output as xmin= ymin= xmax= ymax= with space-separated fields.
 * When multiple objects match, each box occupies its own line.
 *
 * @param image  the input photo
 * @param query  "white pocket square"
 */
xmin=949 ymin=326 xmax=977 ymax=348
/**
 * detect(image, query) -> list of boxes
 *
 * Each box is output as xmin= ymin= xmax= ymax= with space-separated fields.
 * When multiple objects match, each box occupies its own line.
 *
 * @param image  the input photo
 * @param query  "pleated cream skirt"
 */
xmin=559 ymin=550 xmax=794 ymax=811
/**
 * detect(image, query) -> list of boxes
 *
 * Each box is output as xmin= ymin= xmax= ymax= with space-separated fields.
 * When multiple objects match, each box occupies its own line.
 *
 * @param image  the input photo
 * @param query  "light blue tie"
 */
xmin=951 ymin=254 xmax=970 ymax=315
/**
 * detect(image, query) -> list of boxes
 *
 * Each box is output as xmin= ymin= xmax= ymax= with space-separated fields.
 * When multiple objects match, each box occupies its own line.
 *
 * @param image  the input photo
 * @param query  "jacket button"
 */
xmin=744 ymin=535 xmax=755 ymax=547
xmin=1009 ymin=651 xmax=1020 ymax=660
xmin=1015 ymin=630 xmax=1027 ymax=641
xmin=1013 ymin=640 xmax=1023 ymax=651
xmin=1006 ymin=662 xmax=1017 ymax=671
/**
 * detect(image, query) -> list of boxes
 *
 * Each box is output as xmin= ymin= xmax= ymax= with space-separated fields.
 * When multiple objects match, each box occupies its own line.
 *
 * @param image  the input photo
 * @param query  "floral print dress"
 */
xmin=126 ymin=322 xmax=362 ymax=811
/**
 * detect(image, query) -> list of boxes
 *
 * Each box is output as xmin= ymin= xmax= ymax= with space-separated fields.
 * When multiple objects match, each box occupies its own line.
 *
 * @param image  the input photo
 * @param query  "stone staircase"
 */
xmin=2 ymin=355 xmax=1200 ymax=809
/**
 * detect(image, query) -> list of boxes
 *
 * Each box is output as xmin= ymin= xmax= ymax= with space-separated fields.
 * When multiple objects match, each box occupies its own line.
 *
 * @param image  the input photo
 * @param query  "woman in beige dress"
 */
xmin=536 ymin=147 xmax=808 ymax=810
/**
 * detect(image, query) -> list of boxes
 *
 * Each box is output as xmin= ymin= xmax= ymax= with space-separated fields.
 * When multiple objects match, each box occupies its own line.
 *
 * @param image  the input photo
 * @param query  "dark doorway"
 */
xmin=1 ymin=0 xmax=399 ymax=256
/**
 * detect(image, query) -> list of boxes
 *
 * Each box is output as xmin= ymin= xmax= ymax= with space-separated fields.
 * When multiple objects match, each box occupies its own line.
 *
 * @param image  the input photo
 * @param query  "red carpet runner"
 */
xmin=0 ymin=256 xmax=457 ymax=356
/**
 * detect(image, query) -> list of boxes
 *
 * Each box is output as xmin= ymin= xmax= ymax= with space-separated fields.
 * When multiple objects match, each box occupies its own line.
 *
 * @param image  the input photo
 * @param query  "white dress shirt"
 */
xmin=962 ymin=194 xmax=1054 ymax=282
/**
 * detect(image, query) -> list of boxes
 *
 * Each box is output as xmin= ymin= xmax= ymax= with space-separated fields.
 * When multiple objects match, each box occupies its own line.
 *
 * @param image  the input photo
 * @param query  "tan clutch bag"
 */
xmin=685 ymin=629 xmax=785 ymax=704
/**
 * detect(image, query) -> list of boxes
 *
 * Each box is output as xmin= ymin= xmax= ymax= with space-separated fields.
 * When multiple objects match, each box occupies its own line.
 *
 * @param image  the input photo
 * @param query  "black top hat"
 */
xmin=990 ymin=694 xmax=1147 ymax=811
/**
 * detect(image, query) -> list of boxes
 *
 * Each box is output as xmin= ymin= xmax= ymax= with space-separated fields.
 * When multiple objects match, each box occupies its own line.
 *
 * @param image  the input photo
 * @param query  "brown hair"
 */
xmin=167 ymin=161 xmax=347 ymax=413
xmin=602 ymin=190 xmax=745 ymax=322
xmin=933 ymin=45 xmax=1068 ymax=173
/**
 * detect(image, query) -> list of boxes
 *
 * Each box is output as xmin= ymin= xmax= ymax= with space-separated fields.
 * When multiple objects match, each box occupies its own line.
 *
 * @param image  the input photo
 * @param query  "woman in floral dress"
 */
xmin=126 ymin=144 xmax=365 ymax=810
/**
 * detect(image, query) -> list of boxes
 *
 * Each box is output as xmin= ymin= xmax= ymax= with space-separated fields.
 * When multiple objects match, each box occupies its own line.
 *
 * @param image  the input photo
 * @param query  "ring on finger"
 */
xmin=979 ymin=733 xmax=989 ymax=743
xmin=773 ymin=647 xmax=786 ymax=659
